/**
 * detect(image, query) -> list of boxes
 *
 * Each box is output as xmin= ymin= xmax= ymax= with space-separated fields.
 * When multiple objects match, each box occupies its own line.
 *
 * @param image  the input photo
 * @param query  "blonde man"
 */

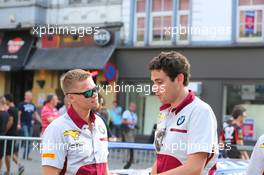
xmin=42 ymin=69 xmax=109 ymax=175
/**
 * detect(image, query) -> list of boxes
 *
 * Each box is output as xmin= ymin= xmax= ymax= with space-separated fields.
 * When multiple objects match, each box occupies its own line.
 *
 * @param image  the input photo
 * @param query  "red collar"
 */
xmin=67 ymin=105 xmax=96 ymax=129
xmin=159 ymin=90 xmax=195 ymax=115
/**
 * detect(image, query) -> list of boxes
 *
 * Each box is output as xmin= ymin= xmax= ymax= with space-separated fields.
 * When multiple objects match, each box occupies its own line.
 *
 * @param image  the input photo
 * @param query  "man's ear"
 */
xmin=66 ymin=94 xmax=74 ymax=103
xmin=176 ymin=73 xmax=185 ymax=84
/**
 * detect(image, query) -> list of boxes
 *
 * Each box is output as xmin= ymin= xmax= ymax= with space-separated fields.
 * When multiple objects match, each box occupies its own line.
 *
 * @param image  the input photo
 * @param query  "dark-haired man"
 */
xmin=149 ymin=51 xmax=218 ymax=175
xmin=220 ymin=105 xmax=249 ymax=160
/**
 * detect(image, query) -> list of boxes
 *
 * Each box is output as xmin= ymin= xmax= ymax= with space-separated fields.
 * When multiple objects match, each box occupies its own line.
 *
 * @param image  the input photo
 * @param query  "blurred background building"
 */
xmin=0 ymin=0 xmax=264 ymax=140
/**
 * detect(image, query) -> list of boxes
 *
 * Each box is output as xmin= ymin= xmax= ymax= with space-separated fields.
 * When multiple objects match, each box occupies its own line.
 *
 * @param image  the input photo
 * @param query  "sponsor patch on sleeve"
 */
xmin=42 ymin=153 xmax=56 ymax=159
xmin=259 ymin=143 xmax=264 ymax=148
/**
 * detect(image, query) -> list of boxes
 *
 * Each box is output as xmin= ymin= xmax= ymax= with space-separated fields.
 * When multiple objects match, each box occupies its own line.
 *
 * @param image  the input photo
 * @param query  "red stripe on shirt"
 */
xmin=205 ymin=153 xmax=217 ymax=175
xmin=208 ymin=163 xmax=217 ymax=175
xmin=157 ymin=154 xmax=182 ymax=173
xmin=99 ymin=138 xmax=108 ymax=141
xmin=205 ymin=153 xmax=214 ymax=167
xmin=170 ymin=128 xmax=187 ymax=133
xmin=76 ymin=163 xmax=107 ymax=175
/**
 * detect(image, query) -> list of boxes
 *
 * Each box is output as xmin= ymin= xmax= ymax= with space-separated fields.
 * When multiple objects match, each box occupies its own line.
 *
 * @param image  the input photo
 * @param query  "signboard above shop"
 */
xmin=0 ymin=30 xmax=34 ymax=71
xmin=93 ymin=29 xmax=111 ymax=46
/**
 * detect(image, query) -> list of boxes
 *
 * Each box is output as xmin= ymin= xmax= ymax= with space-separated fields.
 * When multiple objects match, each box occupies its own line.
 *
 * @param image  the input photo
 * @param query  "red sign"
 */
xmin=243 ymin=118 xmax=254 ymax=140
xmin=7 ymin=37 xmax=24 ymax=54
xmin=245 ymin=11 xmax=255 ymax=34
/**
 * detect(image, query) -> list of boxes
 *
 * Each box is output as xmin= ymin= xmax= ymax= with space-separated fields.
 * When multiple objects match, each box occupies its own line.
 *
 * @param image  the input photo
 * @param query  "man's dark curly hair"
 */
xmin=232 ymin=105 xmax=246 ymax=119
xmin=148 ymin=51 xmax=191 ymax=86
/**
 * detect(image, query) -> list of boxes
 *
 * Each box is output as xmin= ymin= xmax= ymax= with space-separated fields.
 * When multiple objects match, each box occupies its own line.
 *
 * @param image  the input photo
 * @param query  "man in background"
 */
xmin=109 ymin=100 xmax=122 ymax=139
xmin=18 ymin=91 xmax=42 ymax=160
xmin=220 ymin=105 xmax=249 ymax=160
xmin=122 ymin=102 xmax=138 ymax=142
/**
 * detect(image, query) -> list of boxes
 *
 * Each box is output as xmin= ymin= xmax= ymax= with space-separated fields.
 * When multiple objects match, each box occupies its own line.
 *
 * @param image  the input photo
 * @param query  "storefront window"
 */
xmin=237 ymin=0 xmax=264 ymax=42
xmin=134 ymin=0 xmax=191 ymax=45
xmin=121 ymin=81 xmax=160 ymax=135
xmin=224 ymin=83 xmax=264 ymax=139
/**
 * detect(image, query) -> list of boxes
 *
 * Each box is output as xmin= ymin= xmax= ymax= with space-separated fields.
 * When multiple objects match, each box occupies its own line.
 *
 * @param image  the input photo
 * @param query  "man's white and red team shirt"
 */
xmin=41 ymin=106 xmax=108 ymax=175
xmin=155 ymin=90 xmax=218 ymax=174
xmin=246 ymin=134 xmax=264 ymax=175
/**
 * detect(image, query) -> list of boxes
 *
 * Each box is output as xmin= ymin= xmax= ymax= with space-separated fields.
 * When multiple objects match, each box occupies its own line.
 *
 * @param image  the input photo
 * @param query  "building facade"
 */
xmin=0 ymin=0 xmax=122 ymax=108
xmin=1 ymin=0 xmax=264 ymax=139
xmin=115 ymin=0 xmax=264 ymax=138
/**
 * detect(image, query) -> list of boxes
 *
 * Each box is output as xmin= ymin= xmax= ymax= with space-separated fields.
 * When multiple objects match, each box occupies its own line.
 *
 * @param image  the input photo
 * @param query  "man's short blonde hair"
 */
xmin=60 ymin=69 xmax=91 ymax=94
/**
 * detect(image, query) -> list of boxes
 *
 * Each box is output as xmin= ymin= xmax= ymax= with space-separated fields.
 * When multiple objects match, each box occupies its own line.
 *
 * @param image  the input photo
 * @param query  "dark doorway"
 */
xmin=10 ymin=71 xmax=34 ymax=105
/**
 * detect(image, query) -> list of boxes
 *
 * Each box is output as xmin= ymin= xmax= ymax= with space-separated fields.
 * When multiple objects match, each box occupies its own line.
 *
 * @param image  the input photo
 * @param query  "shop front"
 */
xmin=114 ymin=46 xmax=264 ymax=138
xmin=24 ymin=28 xmax=118 ymax=108
xmin=0 ymin=30 xmax=35 ymax=103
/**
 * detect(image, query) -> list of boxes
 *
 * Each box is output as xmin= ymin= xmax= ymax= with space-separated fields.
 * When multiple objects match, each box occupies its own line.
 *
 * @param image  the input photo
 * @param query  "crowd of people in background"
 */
xmin=2 ymin=89 xmax=263 ymax=174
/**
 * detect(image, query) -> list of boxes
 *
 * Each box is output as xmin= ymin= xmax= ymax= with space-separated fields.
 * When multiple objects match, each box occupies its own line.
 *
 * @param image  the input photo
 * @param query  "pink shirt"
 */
xmin=41 ymin=104 xmax=60 ymax=133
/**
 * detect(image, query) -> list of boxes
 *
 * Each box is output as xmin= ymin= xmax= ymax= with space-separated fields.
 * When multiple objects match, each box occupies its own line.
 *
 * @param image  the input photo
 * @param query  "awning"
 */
xmin=25 ymin=45 xmax=115 ymax=70
xmin=0 ymin=31 xmax=34 ymax=71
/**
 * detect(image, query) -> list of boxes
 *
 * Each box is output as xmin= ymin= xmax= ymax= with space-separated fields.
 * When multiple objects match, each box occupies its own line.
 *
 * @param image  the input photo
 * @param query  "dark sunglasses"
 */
xmin=66 ymin=86 xmax=99 ymax=98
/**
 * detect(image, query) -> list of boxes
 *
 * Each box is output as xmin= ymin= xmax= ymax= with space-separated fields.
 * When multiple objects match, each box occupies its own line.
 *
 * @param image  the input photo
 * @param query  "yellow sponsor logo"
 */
xmin=42 ymin=153 xmax=56 ymax=159
xmin=158 ymin=112 xmax=166 ymax=123
xmin=63 ymin=130 xmax=80 ymax=140
xmin=259 ymin=144 xmax=264 ymax=148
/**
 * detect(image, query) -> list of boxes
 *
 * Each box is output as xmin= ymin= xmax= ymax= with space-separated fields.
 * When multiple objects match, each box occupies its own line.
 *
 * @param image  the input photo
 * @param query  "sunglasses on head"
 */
xmin=66 ymin=85 xmax=99 ymax=98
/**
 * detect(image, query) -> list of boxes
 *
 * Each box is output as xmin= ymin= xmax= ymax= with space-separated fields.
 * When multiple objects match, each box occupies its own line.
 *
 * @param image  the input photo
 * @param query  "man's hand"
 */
xmin=34 ymin=111 xmax=42 ymax=125
xmin=17 ymin=123 xmax=21 ymax=130
xmin=18 ymin=111 xmax=22 ymax=130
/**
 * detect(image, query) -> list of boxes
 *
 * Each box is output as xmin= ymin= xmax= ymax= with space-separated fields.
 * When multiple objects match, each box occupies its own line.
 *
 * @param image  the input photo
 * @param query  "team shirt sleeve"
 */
xmin=187 ymin=105 xmax=218 ymax=155
xmin=41 ymin=123 xmax=67 ymax=169
xmin=246 ymin=135 xmax=264 ymax=175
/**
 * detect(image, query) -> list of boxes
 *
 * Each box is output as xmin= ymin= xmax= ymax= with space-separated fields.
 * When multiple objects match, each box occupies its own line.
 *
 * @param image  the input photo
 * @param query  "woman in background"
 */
xmin=41 ymin=93 xmax=59 ymax=134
